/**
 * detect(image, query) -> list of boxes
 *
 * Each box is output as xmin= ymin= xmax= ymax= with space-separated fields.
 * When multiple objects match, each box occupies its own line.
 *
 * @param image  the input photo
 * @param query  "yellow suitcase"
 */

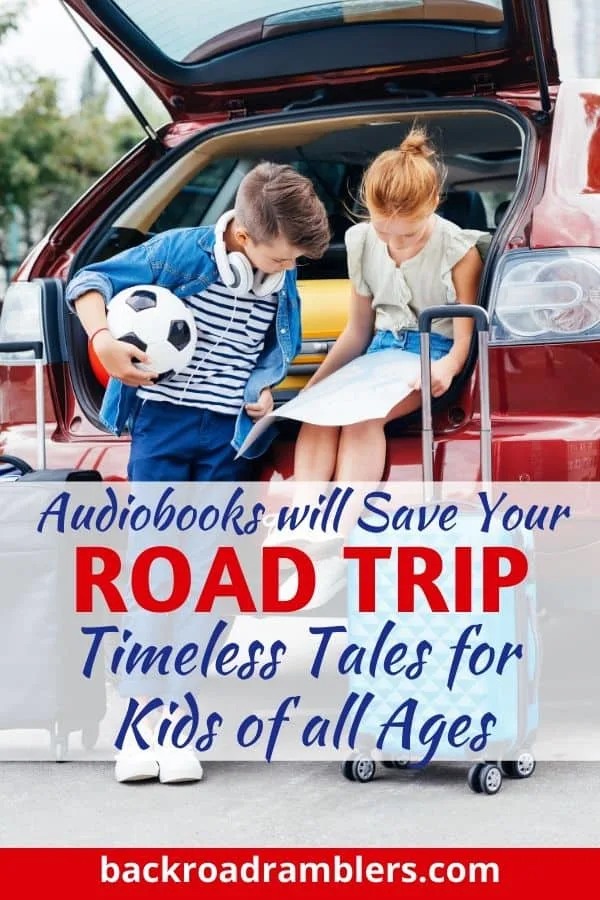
xmin=274 ymin=278 xmax=350 ymax=404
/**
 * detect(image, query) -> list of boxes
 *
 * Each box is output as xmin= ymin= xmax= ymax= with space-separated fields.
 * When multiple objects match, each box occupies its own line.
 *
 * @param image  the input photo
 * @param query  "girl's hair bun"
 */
xmin=361 ymin=120 xmax=446 ymax=218
xmin=399 ymin=126 xmax=436 ymax=159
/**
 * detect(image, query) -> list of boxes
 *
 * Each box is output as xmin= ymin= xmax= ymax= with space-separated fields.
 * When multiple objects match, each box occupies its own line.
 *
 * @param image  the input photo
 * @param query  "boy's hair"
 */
xmin=361 ymin=125 xmax=447 ymax=219
xmin=234 ymin=162 xmax=330 ymax=259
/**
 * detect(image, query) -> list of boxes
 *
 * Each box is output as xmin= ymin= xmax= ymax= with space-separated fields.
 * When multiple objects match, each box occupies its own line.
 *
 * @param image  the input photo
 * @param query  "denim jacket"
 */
xmin=65 ymin=226 xmax=302 ymax=459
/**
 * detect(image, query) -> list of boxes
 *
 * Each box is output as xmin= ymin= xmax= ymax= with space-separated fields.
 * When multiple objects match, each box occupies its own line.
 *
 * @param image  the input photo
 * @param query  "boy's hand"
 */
xmin=245 ymin=388 xmax=274 ymax=421
xmin=410 ymin=357 xmax=457 ymax=398
xmin=92 ymin=330 xmax=158 ymax=387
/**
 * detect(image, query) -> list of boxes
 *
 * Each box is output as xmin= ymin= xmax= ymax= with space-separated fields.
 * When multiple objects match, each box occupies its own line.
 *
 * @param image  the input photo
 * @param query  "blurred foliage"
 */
xmin=0 ymin=8 xmax=164 ymax=270
xmin=0 ymin=2 xmax=23 ymax=42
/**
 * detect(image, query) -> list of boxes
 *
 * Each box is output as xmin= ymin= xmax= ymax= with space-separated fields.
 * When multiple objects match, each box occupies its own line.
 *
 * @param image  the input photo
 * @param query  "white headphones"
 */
xmin=213 ymin=210 xmax=286 ymax=297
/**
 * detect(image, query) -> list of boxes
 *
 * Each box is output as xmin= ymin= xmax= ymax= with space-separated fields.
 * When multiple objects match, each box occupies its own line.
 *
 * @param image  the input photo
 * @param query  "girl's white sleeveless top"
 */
xmin=345 ymin=215 xmax=490 ymax=339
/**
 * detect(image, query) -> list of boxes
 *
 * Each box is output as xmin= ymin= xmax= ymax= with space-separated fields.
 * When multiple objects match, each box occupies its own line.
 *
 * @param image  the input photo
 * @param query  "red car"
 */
xmin=1 ymin=0 xmax=598 ymax=487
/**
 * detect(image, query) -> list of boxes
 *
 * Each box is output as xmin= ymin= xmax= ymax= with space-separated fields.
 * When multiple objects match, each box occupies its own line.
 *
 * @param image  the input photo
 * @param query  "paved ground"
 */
xmin=1 ymin=760 xmax=598 ymax=847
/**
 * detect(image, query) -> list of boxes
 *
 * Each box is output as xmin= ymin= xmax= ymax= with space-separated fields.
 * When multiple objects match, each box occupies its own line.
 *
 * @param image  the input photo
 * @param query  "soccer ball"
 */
xmin=106 ymin=285 xmax=196 ymax=382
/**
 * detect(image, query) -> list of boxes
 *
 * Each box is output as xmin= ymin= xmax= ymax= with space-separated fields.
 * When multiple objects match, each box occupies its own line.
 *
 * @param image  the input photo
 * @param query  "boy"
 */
xmin=66 ymin=162 xmax=330 ymax=481
xmin=65 ymin=163 xmax=330 ymax=783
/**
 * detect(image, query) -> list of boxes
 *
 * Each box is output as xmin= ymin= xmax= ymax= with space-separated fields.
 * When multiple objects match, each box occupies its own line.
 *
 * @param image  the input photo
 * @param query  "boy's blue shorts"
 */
xmin=122 ymin=399 xmax=257 ymax=700
xmin=367 ymin=329 xmax=453 ymax=360
xmin=127 ymin=399 xmax=255 ymax=482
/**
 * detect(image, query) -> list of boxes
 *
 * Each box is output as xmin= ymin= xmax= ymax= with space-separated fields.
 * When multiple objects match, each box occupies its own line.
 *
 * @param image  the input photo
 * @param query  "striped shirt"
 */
xmin=137 ymin=281 xmax=278 ymax=415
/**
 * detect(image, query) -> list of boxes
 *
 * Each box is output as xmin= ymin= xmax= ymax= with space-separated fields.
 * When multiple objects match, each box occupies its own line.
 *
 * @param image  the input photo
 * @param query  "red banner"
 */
xmin=1 ymin=848 xmax=598 ymax=898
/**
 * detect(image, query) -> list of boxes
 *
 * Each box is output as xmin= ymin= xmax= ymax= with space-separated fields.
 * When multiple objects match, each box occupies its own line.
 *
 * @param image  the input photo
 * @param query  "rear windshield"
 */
xmin=110 ymin=0 xmax=505 ymax=64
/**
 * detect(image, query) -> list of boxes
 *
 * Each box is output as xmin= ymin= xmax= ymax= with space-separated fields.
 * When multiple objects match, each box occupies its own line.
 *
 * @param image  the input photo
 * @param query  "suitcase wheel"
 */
xmin=467 ymin=762 xmax=503 ymax=795
xmin=382 ymin=759 xmax=411 ymax=770
xmin=500 ymin=752 xmax=536 ymax=779
xmin=341 ymin=752 xmax=376 ymax=783
xmin=51 ymin=730 xmax=69 ymax=763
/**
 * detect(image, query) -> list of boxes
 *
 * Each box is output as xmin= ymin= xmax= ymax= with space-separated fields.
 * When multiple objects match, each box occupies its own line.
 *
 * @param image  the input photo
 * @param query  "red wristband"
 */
xmin=90 ymin=327 xmax=110 ymax=345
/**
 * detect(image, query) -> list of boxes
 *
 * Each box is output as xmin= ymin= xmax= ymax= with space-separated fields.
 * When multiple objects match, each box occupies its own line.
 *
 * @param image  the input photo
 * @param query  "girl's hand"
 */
xmin=245 ymin=388 xmax=274 ymax=421
xmin=409 ymin=245 xmax=483 ymax=397
xmin=410 ymin=357 xmax=457 ymax=398
xmin=92 ymin=330 xmax=158 ymax=387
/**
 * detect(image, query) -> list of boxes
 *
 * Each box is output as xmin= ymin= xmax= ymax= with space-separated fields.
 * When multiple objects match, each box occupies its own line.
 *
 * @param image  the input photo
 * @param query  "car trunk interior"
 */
xmin=64 ymin=103 xmax=526 ymax=438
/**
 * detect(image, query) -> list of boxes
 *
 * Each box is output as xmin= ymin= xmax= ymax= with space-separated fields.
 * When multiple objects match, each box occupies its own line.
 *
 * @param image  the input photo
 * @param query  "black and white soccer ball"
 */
xmin=106 ymin=285 xmax=196 ymax=382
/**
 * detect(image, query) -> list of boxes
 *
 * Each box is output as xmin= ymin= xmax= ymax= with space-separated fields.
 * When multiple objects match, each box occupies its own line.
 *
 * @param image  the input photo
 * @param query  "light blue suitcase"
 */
xmin=342 ymin=306 xmax=539 ymax=795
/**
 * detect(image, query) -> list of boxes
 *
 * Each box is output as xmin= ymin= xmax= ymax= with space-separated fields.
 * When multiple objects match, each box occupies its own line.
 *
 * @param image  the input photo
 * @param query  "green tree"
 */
xmin=0 ymin=15 xmax=164 ymax=276
xmin=0 ymin=2 xmax=23 ymax=42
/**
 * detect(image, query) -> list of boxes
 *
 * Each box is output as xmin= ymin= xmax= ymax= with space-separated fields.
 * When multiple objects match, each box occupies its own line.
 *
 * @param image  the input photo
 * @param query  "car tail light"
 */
xmin=0 ymin=282 xmax=45 ymax=361
xmin=490 ymin=250 xmax=600 ymax=344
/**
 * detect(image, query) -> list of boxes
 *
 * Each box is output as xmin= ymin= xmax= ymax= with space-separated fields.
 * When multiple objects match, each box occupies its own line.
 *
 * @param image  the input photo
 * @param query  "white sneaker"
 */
xmin=156 ymin=745 xmax=204 ymax=784
xmin=263 ymin=522 xmax=343 ymax=574
xmin=280 ymin=555 xmax=347 ymax=609
xmin=114 ymin=723 xmax=159 ymax=783
xmin=262 ymin=521 xmax=313 ymax=548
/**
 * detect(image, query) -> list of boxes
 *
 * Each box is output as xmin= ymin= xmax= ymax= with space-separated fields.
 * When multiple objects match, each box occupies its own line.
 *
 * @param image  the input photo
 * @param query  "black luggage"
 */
xmin=0 ymin=340 xmax=102 ymax=481
xmin=0 ymin=339 xmax=105 ymax=759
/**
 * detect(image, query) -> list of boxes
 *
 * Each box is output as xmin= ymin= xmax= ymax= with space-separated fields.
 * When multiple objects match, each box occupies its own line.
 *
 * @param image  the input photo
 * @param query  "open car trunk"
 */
xmin=64 ymin=100 xmax=528 ymax=446
xmin=63 ymin=1 xmax=557 ymax=118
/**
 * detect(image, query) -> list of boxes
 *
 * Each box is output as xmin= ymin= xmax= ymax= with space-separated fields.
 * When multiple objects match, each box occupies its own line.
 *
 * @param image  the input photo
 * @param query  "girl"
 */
xmin=273 ymin=126 xmax=488 ymax=605
xmin=295 ymin=125 xmax=486 ymax=485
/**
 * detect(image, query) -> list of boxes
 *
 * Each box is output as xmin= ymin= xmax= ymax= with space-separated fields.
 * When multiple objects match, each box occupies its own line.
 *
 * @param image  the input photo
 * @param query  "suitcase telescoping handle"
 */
xmin=418 ymin=305 xmax=491 ymax=487
xmin=0 ymin=341 xmax=46 ymax=470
